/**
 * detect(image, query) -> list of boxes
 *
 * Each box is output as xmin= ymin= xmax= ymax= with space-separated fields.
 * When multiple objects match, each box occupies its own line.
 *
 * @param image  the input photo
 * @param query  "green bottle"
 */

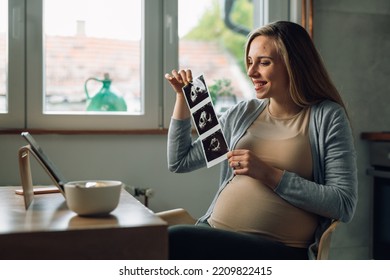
xmin=84 ymin=73 xmax=127 ymax=112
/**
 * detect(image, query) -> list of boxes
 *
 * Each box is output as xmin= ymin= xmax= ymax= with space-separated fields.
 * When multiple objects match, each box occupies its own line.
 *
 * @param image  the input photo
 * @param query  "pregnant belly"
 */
xmin=209 ymin=175 xmax=319 ymax=247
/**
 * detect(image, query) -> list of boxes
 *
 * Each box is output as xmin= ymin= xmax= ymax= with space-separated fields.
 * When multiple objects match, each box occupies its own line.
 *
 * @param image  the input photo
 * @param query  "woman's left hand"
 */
xmin=227 ymin=149 xmax=284 ymax=190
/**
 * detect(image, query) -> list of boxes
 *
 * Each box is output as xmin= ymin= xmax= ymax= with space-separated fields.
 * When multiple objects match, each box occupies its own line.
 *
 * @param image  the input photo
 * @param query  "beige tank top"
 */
xmin=208 ymin=105 xmax=319 ymax=248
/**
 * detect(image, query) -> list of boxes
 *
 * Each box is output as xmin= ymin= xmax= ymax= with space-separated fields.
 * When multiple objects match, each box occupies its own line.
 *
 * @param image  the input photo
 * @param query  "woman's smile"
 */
xmin=252 ymin=80 xmax=268 ymax=92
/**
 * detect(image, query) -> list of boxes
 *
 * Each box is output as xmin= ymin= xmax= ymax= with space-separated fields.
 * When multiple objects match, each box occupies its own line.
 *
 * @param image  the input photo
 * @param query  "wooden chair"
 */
xmin=316 ymin=219 xmax=340 ymax=260
xmin=157 ymin=208 xmax=339 ymax=260
xmin=156 ymin=208 xmax=196 ymax=226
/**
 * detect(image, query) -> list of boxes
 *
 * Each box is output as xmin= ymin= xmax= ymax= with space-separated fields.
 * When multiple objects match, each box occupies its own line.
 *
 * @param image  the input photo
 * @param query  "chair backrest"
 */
xmin=316 ymin=220 xmax=340 ymax=260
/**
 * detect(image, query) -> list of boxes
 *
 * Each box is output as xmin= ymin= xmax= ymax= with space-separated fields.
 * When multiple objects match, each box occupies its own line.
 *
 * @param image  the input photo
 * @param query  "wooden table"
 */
xmin=0 ymin=186 xmax=168 ymax=259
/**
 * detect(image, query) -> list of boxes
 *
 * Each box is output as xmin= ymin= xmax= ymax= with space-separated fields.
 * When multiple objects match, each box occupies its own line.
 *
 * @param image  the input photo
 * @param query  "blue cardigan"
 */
xmin=167 ymin=98 xmax=358 ymax=259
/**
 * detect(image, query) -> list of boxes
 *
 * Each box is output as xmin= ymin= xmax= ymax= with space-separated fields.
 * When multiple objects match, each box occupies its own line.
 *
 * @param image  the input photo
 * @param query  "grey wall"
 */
xmin=313 ymin=0 xmax=390 ymax=259
xmin=1 ymin=0 xmax=389 ymax=260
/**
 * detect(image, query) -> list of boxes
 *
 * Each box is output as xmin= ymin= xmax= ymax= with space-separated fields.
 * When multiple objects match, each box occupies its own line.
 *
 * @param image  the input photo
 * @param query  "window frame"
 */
xmin=0 ymin=0 xmax=25 ymax=129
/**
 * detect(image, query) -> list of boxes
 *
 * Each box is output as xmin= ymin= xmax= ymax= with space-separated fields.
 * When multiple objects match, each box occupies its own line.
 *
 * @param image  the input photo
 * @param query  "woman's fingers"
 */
xmin=165 ymin=69 xmax=193 ymax=94
xmin=179 ymin=69 xmax=193 ymax=85
xmin=174 ymin=69 xmax=182 ymax=81
xmin=165 ymin=70 xmax=184 ymax=92
xmin=227 ymin=149 xmax=247 ymax=160
xmin=227 ymin=149 xmax=250 ymax=169
xmin=185 ymin=69 xmax=193 ymax=83
xmin=169 ymin=69 xmax=193 ymax=85
xmin=164 ymin=73 xmax=173 ymax=81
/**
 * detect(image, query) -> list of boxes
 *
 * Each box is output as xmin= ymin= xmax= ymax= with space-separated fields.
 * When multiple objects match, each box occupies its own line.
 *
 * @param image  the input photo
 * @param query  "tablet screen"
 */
xmin=21 ymin=132 xmax=67 ymax=192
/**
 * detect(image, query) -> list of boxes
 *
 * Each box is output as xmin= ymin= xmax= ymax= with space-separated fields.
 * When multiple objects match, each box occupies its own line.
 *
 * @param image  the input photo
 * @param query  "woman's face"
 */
xmin=247 ymin=35 xmax=290 ymax=100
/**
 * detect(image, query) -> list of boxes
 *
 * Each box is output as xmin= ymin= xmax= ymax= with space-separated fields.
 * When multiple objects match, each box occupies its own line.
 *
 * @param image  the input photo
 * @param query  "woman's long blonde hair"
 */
xmin=245 ymin=21 xmax=346 ymax=110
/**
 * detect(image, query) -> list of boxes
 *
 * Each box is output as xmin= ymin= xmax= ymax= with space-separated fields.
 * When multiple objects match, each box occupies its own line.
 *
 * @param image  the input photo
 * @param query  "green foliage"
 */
xmin=184 ymin=1 xmax=224 ymax=40
xmin=184 ymin=0 xmax=253 ymax=73
xmin=208 ymin=78 xmax=235 ymax=104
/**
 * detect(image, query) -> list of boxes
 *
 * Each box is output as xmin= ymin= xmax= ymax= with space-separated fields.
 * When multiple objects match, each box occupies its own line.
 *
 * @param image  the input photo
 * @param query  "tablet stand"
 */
xmin=18 ymin=145 xmax=62 ymax=209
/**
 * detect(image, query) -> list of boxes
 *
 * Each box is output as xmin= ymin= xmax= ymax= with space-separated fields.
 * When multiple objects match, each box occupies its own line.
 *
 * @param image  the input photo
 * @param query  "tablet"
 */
xmin=21 ymin=132 xmax=67 ymax=193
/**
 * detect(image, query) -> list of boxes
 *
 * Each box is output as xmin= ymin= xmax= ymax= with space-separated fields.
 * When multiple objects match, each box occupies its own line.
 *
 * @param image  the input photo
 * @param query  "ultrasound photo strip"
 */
xmin=182 ymin=74 xmax=229 ymax=168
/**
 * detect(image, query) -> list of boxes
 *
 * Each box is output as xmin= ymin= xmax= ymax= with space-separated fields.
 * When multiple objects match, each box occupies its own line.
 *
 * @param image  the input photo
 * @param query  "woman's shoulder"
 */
xmin=311 ymin=100 xmax=351 ymax=134
xmin=312 ymin=99 xmax=344 ymax=113
xmin=311 ymin=99 xmax=348 ymax=120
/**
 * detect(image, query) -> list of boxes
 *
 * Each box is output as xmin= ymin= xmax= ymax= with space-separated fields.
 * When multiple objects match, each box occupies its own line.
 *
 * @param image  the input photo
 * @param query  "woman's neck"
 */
xmin=268 ymin=98 xmax=302 ymax=118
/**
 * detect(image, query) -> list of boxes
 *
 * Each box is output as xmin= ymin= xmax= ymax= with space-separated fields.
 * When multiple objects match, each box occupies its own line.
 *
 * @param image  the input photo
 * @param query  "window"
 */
xmin=2 ymin=0 xmax=299 ymax=131
xmin=43 ymin=0 xmax=142 ymax=114
xmin=26 ymin=0 xmax=159 ymax=130
xmin=178 ymin=0 xmax=257 ymax=114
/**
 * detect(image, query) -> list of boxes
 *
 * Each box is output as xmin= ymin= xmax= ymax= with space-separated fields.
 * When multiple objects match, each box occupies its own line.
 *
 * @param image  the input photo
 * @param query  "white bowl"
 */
xmin=64 ymin=180 xmax=123 ymax=216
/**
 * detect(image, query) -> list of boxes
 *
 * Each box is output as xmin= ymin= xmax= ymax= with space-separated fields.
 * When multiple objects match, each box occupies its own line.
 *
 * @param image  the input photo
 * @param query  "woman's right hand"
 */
xmin=165 ymin=69 xmax=193 ymax=94
xmin=165 ymin=69 xmax=193 ymax=120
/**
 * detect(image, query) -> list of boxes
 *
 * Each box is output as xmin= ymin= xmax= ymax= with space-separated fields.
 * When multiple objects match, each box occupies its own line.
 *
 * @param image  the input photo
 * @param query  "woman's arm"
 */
xmin=274 ymin=104 xmax=358 ymax=222
xmin=167 ymin=118 xmax=206 ymax=173
xmin=166 ymin=69 xmax=206 ymax=173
